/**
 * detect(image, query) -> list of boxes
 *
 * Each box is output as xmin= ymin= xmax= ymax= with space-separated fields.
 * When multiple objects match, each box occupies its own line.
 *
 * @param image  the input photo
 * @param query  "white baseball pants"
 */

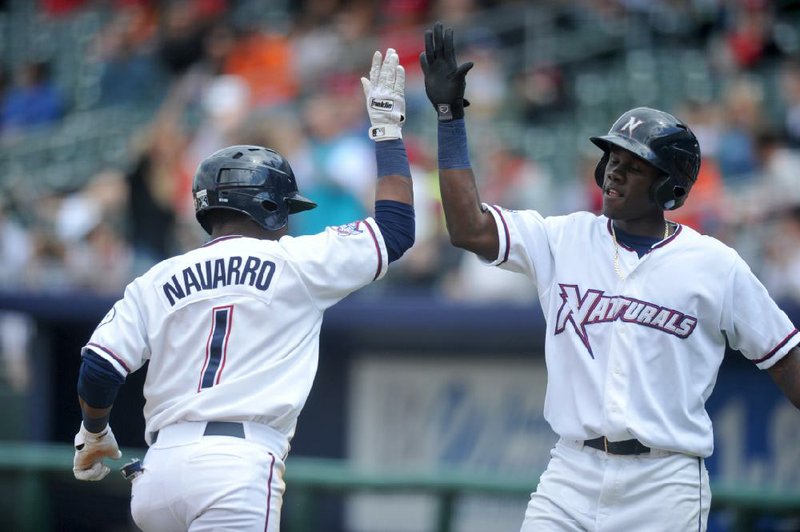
xmin=521 ymin=438 xmax=711 ymax=532
xmin=130 ymin=421 xmax=288 ymax=532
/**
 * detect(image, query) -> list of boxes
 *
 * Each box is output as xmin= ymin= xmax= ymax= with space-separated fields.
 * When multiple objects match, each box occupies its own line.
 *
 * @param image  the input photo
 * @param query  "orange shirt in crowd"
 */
xmin=224 ymin=32 xmax=298 ymax=107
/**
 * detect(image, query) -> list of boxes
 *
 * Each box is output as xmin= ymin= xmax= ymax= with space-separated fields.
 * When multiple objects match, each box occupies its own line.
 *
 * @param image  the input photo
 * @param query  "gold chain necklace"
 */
xmin=611 ymin=221 xmax=670 ymax=280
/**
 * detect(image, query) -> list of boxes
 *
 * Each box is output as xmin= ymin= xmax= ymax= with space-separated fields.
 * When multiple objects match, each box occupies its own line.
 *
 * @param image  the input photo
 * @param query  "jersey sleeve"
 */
xmin=722 ymin=256 xmax=800 ymax=369
xmin=280 ymin=217 xmax=389 ymax=309
xmin=481 ymin=203 xmax=555 ymax=290
xmin=82 ymin=281 xmax=150 ymax=377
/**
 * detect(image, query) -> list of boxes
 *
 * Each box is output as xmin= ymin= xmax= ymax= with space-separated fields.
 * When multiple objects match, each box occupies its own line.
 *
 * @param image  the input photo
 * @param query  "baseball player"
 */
xmin=420 ymin=22 xmax=800 ymax=531
xmin=72 ymin=48 xmax=412 ymax=531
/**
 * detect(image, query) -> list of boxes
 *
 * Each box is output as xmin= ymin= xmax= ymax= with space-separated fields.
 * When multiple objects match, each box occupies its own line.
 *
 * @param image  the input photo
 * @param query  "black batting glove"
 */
xmin=419 ymin=22 xmax=474 ymax=122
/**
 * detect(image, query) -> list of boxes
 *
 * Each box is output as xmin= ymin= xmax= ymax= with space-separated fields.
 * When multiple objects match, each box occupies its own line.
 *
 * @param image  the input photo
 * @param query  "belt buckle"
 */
xmin=120 ymin=458 xmax=144 ymax=481
xmin=603 ymin=437 xmax=609 ymax=454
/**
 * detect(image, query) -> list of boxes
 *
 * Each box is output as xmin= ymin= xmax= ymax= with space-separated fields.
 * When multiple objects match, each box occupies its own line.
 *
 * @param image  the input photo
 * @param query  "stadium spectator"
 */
xmin=760 ymin=206 xmax=800 ymax=305
xmin=0 ymin=60 xmax=64 ymax=136
xmin=778 ymin=57 xmax=800 ymax=148
xmin=0 ymin=0 xmax=799 ymax=301
xmin=156 ymin=0 xmax=225 ymax=77
xmin=290 ymin=87 xmax=375 ymax=235
xmin=223 ymin=22 xmax=298 ymax=107
xmin=89 ymin=3 xmax=167 ymax=107
xmin=715 ymin=76 xmax=764 ymax=185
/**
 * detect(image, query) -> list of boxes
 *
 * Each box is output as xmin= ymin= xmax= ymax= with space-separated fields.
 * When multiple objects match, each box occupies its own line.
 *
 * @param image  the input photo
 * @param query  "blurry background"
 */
xmin=0 ymin=0 xmax=799 ymax=531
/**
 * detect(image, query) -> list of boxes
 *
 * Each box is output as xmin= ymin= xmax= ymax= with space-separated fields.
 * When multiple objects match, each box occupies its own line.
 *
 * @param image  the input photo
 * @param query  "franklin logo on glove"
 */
xmin=370 ymin=98 xmax=394 ymax=111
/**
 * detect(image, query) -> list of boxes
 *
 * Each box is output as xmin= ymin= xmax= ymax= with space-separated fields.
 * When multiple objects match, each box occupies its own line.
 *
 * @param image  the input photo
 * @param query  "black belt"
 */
xmin=151 ymin=421 xmax=245 ymax=445
xmin=584 ymin=436 xmax=651 ymax=455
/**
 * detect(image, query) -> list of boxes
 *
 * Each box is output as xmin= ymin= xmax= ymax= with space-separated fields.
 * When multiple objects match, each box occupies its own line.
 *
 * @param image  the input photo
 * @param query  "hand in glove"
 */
xmin=73 ymin=423 xmax=122 ymax=481
xmin=419 ymin=22 xmax=473 ymax=121
xmin=361 ymin=48 xmax=406 ymax=141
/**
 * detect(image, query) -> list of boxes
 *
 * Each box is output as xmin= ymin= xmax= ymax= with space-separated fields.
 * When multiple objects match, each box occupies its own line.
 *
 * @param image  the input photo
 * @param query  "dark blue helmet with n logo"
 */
xmin=192 ymin=145 xmax=316 ymax=234
xmin=590 ymin=107 xmax=701 ymax=210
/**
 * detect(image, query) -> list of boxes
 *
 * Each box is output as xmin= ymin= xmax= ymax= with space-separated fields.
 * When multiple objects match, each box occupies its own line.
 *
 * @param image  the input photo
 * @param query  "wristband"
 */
xmin=376 ymin=139 xmax=411 ymax=178
xmin=82 ymin=414 xmax=110 ymax=434
xmin=438 ymin=119 xmax=470 ymax=169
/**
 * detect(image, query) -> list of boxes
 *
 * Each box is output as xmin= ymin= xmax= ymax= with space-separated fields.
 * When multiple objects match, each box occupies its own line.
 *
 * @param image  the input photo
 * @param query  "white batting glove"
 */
xmin=73 ymin=423 xmax=122 ymax=481
xmin=361 ymin=48 xmax=406 ymax=141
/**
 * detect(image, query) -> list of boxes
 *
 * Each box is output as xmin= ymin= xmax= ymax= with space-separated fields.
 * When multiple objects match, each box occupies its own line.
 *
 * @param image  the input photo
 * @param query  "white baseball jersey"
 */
xmin=83 ymin=219 xmax=388 ymax=446
xmin=483 ymin=206 xmax=799 ymax=457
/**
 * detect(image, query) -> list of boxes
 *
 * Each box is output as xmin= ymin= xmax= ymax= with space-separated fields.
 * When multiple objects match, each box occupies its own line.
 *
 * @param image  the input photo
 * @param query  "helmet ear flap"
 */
xmin=594 ymin=152 xmax=608 ymax=188
xmin=652 ymin=175 xmax=689 ymax=211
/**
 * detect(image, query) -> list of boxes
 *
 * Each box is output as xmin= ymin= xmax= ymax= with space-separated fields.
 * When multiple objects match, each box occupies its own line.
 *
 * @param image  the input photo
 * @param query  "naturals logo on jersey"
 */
xmin=554 ymin=284 xmax=697 ymax=358
xmin=335 ymin=221 xmax=364 ymax=236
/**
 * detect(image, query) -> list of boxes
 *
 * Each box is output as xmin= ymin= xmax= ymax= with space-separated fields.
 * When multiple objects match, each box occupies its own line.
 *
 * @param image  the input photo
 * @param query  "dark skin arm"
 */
xmin=439 ymin=167 xmax=498 ymax=261
xmin=767 ymin=346 xmax=800 ymax=410
xmin=376 ymin=173 xmax=413 ymax=206
xmin=419 ymin=23 xmax=497 ymax=261
xmin=79 ymin=397 xmax=112 ymax=433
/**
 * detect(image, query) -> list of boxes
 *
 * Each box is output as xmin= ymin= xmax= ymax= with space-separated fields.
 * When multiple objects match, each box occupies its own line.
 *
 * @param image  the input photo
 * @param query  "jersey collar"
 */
xmin=202 ymin=235 xmax=245 ymax=247
xmin=605 ymin=218 xmax=682 ymax=254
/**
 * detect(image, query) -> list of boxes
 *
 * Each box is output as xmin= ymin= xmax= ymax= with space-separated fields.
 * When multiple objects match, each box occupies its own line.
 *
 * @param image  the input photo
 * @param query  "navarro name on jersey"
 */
xmin=162 ymin=256 xmax=276 ymax=306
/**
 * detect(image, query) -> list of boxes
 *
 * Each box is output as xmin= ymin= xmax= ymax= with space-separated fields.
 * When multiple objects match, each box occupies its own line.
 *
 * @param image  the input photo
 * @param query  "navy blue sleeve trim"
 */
xmin=375 ymin=200 xmax=415 ymax=263
xmin=77 ymin=349 xmax=125 ymax=409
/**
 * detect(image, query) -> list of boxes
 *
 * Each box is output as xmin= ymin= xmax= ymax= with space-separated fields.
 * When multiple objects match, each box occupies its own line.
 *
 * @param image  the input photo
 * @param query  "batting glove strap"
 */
xmin=433 ymin=99 xmax=470 ymax=122
xmin=73 ymin=423 xmax=122 ymax=481
xmin=369 ymin=124 xmax=403 ymax=141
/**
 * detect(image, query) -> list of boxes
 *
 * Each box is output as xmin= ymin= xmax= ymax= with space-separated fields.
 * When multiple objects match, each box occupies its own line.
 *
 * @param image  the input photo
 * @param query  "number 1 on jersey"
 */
xmin=198 ymin=305 xmax=234 ymax=391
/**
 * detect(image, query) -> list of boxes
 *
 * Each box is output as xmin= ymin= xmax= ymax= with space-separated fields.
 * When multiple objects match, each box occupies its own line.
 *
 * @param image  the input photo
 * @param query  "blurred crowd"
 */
xmin=1 ymin=0 xmax=800 ymax=306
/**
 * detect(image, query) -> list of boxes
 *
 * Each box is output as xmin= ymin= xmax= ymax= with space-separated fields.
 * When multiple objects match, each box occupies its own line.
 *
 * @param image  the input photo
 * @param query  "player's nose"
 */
xmin=606 ymin=167 xmax=625 ymax=185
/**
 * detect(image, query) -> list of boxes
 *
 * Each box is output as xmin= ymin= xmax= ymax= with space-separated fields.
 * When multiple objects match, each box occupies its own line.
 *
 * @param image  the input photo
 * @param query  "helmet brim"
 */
xmin=590 ymin=135 xmax=666 ymax=174
xmin=287 ymin=194 xmax=317 ymax=214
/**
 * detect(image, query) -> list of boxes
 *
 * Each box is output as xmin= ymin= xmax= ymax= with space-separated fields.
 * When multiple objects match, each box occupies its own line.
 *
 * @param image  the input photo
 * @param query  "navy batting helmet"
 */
xmin=590 ymin=107 xmax=701 ymax=210
xmin=192 ymin=145 xmax=316 ymax=234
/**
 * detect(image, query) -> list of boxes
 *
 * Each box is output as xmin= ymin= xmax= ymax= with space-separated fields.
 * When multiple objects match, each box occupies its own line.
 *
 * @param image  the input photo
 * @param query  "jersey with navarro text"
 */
xmin=82 ymin=219 xmax=388 ymax=445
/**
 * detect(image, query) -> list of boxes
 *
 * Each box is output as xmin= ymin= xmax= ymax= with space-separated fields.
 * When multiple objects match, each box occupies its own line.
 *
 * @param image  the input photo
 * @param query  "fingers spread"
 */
xmin=395 ymin=65 xmax=406 ymax=93
xmin=424 ymin=29 xmax=435 ymax=63
xmin=380 ymin=48 xmax=398 ymax=89
xmin=433 ymin=22 xmax=444 ymax=54
xmin=369 ymin=50 xmax=382 ymax=85
xmin=456 ymin=61 xmax=474 ymax=78
xmin=419 ymin=52 xmax=429 ymax=74
xmin=443 ymin=27 xmax=455 ymax=61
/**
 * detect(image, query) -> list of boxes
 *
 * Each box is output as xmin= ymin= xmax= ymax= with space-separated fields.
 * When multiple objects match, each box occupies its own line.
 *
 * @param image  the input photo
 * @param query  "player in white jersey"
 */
xmin=420 ymin=22 xmax=800 ymax=531
xmin=72 ymin=48 xmax=412 ymax=531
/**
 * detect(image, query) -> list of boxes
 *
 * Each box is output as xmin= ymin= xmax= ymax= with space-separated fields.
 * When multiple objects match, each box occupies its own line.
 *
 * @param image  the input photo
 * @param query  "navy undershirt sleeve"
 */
xmin=77 ymin=349 xmax=125 ymax=409
xmin=375 ymin=200 xmax=415 ymax=263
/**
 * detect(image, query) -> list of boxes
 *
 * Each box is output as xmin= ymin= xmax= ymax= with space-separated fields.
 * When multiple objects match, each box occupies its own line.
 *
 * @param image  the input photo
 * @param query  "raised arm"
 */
xmin=361 ymin=48 xmax=415 ymax=263
xmin=420 ymin=22 xmax=498 ymax=261
xmin=768 ymin=346 xmax=800 ymax=410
